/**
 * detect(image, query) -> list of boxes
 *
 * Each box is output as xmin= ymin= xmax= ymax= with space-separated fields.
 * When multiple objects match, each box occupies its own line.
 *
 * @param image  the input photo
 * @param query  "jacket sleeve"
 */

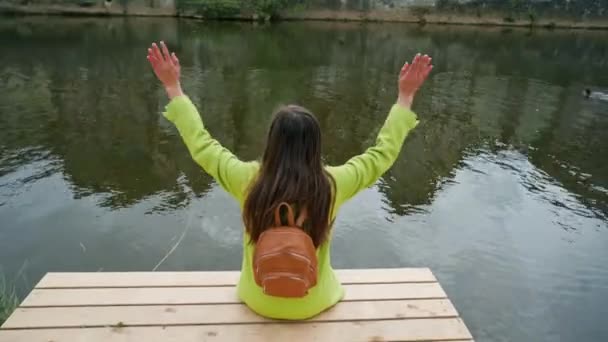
xmin=327 ymin=104 xmax=419 ymax=207
xmin=163 ymin=95 xmax=257 ymax=200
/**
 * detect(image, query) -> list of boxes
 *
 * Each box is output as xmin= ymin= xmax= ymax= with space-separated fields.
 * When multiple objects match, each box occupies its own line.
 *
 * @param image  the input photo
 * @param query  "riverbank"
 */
xmin=280 ymin=9 xmax=608 ymax=30
xmin=1 ymin=1 xmax=607 ymax=30
xmin=0 ymin=275 xmax=19 ymax=326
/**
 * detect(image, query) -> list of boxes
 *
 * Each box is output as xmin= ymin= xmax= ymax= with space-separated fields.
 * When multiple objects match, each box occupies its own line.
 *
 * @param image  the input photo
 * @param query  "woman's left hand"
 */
xmin=147 ymin=41 xmax=183 ymax=99
xmin=397 ymin=53 xmax=433 ymax=109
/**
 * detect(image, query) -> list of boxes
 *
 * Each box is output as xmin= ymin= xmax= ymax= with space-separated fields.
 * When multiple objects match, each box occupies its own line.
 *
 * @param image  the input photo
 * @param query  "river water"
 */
xmin=0 ymin=17 xmax=607 ymax=341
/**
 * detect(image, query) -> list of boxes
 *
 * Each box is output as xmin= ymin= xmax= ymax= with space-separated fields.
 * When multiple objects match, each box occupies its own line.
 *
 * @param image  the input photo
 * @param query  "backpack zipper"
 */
xmin=255 ymin=252 xmax=316 ymax=275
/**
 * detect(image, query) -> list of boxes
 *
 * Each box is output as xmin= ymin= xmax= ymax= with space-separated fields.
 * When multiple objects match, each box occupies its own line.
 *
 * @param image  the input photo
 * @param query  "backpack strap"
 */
xmin=274 ymin=203 xmax=308 ymax=227
xmin=296 ymin=207 xmax=308 ymax=227
xmin=274 ymin=202 xmax=295 ymax=227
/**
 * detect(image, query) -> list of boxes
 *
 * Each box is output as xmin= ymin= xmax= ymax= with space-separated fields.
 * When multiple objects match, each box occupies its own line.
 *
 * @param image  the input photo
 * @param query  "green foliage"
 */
xmin=509 ymin=0 xmax=523 ymax=10
xmin=177 ymin=0 xmax=293 ymax=19
xmin=205 ymin=0 xmax=241 ymax=17
xmin=251 ymin=0 xmax=291 ymax=18
xmin=410 ymin=5 xmax=430 ymax=26
xmin=178 ymin=0 xmax=241 ymax=18
xmin=528 ymin=10 xmax=536 ymax=22
xmin=290 ymin=2 xmax=308 ymax=12
xmin=0 ymin=274 xmax=19 ymax=325
xmin=410 ymin=6 xmax=431 ymax=18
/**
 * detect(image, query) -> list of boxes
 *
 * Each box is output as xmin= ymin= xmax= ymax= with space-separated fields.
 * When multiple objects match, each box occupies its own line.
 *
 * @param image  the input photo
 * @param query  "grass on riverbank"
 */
xmin=0 ymin=264 xmax=28 ymax=325
xmin=0 ymin=273 xmax=19 ymax=325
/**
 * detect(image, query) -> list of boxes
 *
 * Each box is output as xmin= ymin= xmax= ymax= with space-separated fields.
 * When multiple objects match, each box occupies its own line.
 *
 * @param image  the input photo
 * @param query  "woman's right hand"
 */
xmin=147 ymin=41 xmax=183 ymax=99
xmin=397 ymin=53 xmax=433 ymax=109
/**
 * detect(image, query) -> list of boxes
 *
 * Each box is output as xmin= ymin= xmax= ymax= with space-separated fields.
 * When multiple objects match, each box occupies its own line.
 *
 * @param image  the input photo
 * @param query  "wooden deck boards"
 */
xmin=0 ymin=268 xmax=473 ymax=342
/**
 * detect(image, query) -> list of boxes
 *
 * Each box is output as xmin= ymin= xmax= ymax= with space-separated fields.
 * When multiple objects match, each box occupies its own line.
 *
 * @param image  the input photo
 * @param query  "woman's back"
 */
xmin=147 ymin=42 xmax=432 ymax=319
xmin=163 ymin=97 xmax=419 ymax=319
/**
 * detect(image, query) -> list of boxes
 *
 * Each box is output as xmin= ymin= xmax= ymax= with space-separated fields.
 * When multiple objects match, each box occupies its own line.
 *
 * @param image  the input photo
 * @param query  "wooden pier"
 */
xmin=0 ymin=268 xmax=473 ymax=341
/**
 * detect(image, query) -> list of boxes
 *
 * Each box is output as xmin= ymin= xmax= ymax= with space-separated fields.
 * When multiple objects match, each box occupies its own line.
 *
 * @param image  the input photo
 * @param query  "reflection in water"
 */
xmin=0 ymin=17 xmax=607 ymax=341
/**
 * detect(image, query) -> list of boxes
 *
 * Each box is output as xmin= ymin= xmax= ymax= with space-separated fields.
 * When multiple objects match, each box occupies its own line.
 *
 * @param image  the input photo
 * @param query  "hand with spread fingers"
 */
xmin=147 ymin=41 xmax=183 ymax=99
xmin=397 ymin=53 xmax=433 ymax=109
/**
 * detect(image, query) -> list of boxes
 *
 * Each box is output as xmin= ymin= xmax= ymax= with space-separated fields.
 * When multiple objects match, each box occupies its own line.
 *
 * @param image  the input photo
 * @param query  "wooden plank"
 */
xmin=2 ymin=299 xmax=457 ymax=329
xmin=20 ymin=283 xmax=446 ymax=307
xmin=337 ymin=268 xmax=436 ymax=283
xmin=35 ymin=268 xmax=436 ymax=288
xmin=0 ymin=318 xmax=473 ymax=341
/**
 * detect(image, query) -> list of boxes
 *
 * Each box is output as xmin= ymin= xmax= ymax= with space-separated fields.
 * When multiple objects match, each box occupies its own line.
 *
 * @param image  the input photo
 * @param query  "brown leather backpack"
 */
xmin=253 ymin=202 xmax=317 ymax=298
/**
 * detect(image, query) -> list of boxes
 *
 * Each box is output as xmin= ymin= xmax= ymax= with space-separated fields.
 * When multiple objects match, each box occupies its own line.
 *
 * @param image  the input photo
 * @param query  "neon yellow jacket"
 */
xmin=164 ymin=96 xmax=419 ymax=319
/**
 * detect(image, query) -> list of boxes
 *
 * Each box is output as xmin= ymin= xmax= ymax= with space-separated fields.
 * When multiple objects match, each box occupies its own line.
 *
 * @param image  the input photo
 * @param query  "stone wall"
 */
xmin=281 ymin=0 xmax=608 ymax=28
xmin=0 ymin=0 xmax=607 ymax=28
xmin=0 ymin=0 xmax=176 ymax=16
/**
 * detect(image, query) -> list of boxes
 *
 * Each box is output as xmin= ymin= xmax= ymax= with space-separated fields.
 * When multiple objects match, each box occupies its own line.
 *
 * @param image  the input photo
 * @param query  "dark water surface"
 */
xmin=1 ymin=17 xmax=607 ymax=341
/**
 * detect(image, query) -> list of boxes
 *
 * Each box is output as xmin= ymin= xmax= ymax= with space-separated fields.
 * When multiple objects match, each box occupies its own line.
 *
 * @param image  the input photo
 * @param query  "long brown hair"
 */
xmin=243 ymin=105 xmax=334 ymax=247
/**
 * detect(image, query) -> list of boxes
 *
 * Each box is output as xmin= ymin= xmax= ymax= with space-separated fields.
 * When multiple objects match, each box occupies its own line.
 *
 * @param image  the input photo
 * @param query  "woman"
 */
xmin=147 ymin=41 xmax=433 ymax=320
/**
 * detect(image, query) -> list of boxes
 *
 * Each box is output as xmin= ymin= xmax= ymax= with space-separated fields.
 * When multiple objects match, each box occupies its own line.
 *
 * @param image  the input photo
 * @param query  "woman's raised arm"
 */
xmin=147 ymin=42 xmax=257 ymax=200
xmin=327 ymin=53 xmax=433 ymax=207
